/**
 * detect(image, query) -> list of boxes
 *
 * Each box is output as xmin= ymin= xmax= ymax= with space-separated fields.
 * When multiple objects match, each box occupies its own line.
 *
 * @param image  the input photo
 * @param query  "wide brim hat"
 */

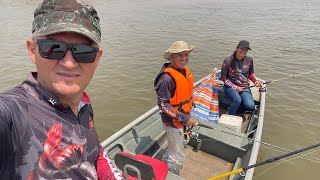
xmin=163 ymin=41 xmax=195 ymax=60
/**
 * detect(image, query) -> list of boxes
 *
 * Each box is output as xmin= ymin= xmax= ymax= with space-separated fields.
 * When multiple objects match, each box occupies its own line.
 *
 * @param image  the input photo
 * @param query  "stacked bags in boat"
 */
xmin=191 ymin=69 xmax=219 ymax=123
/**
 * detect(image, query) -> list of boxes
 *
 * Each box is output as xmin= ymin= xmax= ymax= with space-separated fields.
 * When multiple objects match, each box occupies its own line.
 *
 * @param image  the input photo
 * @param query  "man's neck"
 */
xmin=35 ymin=76 xmax=82 ymax=116
xmin=59 ymin=95 xmax=81 ymax=116
xmin=169 ymin=63 xmax=185 ymax=72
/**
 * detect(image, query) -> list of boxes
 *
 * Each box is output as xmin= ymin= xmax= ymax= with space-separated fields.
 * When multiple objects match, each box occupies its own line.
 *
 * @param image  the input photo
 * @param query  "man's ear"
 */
xmin=26 ymin=38 xmax=37 ymax=64
xmin=95 ymin=48 xmax=103 ymax=64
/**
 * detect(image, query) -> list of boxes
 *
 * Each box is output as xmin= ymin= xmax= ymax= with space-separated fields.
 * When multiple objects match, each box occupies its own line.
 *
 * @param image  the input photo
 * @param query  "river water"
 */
xmin=0 ymin=0 xmax=319 ymax=179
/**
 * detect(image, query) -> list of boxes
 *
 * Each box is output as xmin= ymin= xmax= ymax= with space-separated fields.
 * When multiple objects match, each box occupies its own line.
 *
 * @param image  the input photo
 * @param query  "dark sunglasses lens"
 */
xmin=72 ymin=45 xmax=98 ymax=63
xmin=38 ymin=40 xmax=67 ymax=60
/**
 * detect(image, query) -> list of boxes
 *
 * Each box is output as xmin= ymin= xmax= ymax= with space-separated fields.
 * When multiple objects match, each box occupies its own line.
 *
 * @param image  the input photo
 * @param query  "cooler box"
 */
xmin=218 ymin=114 xmax=243 ymax=132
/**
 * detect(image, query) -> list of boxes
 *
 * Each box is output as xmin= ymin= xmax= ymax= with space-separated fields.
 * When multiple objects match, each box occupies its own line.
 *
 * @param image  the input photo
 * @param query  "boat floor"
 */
xmin=149 ymin=106 xmax=252 ymax=179
xmin=180 ymin=145 xmax=232 ymax=180
xmin=179 ymin=109 xmax=250 ymax=179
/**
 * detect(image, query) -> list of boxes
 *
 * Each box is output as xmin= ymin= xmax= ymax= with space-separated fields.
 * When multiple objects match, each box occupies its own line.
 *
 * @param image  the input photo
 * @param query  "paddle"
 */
xmin=208 ymin=143 xmax=320 ymax=180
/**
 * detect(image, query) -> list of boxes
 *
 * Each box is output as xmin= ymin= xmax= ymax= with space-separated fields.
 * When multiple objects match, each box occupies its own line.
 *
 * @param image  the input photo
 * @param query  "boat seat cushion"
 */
xmin=115 ymin=152 xmax=168 ymax=180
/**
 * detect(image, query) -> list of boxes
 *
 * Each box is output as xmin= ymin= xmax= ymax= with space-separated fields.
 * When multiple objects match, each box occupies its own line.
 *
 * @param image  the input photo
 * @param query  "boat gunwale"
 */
xmin=100 ymin=76 xmax=207 ymax=148
xmin=244 ymin=85 xmax=267 ymax=180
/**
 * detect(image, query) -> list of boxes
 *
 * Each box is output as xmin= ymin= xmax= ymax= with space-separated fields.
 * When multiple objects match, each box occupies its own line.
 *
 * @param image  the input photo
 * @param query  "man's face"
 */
xmin=27 ymin=32 xmax=103 ymax=100
xmin=170 ymin=51 xmax=190 ymax=70
xmin=236 ymin=48 xmax=249 ymax=60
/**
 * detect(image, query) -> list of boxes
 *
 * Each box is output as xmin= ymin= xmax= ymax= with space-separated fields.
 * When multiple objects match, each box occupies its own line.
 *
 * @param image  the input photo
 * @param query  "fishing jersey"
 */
xmin=0 ymin=72 xmax=122 ymax=180
xmin=221 ymin=52 xmax=257 ymax=89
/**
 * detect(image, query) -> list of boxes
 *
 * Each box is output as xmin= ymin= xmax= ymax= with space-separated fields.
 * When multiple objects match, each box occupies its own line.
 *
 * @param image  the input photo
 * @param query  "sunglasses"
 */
xmin=37 ymin=39 xmax=99 ymax=63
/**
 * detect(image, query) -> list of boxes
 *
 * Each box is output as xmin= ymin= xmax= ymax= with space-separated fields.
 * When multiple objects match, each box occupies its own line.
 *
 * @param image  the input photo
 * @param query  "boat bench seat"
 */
xmin=114 ymin=152 xmax=169 ymax=180
xmin=190 ymin=119 xmax=249 ymax=163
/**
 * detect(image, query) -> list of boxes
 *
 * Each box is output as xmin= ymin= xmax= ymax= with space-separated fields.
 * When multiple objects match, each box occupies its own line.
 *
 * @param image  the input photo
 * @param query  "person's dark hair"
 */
xmin=230 ymin=51 xmax=237 ymax=70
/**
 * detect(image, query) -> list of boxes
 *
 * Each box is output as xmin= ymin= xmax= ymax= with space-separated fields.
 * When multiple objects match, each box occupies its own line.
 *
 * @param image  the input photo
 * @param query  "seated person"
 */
xmin=220 ymin=40 xmax=262 ymax=115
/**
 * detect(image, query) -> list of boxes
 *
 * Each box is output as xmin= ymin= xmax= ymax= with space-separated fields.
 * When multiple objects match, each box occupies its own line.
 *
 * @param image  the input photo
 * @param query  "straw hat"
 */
xmin=163 ymin=41 xmax=195 ymax=60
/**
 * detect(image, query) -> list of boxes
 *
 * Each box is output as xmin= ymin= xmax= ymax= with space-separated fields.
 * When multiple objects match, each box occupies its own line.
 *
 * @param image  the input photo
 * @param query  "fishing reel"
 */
xmin=181 ymin=122 xmax=200 ymax=145
xmin=186 ymin=128 xmax=200 ymax=139
xmin=259 ymin=86 xmax=267 ymax=92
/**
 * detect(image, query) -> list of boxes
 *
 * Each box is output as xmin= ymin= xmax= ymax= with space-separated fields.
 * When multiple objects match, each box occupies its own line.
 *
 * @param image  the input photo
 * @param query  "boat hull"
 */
xmin=101 ymin=74 xmax=267 ymax=180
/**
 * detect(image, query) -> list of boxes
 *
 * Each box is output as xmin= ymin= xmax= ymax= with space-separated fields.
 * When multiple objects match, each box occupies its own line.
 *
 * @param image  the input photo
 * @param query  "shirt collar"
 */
xmin=24 ymin=72 xmax=91 ymax=111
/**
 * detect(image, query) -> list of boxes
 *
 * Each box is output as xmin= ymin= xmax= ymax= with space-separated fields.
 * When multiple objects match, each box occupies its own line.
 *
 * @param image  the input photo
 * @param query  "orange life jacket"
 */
xmin=164 ymin=67 xmax=194 ymax=128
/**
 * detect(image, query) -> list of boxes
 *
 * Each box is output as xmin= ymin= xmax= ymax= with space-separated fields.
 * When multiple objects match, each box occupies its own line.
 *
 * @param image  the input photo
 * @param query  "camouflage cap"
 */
xmin=32 ymin=0 xmax=101 ymax=44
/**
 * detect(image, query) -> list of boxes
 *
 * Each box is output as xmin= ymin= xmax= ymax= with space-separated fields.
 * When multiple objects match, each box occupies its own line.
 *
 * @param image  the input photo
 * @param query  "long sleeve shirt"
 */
xmin=0 ymin=72 xmax=122 ymax=180
xmin=154 ymin=65 xmax=190 ymax=127
xmin=221 ymin=52 xmax=257 ymax=89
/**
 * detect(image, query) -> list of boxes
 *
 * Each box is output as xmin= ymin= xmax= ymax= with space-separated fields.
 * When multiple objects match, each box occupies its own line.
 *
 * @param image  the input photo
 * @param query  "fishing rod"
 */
xmin=245 ymin=80 xmax=271 ymax=89
xmin=197 ymin=123 xmax=320 ymax=163
xmin=208 ymin=142 xmax=320 ymax=180
xmin=245 ymin=67 xmax=320 ymax=89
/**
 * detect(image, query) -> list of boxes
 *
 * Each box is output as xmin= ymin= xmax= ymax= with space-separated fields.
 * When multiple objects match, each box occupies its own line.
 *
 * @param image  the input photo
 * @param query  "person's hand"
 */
xmin=236 ymin=86 xmax=244 ymax=92
xmin=185 ymin=117 xmax=196 ymax=127
xmin=254 ymin=80 xmax=262 ymax=87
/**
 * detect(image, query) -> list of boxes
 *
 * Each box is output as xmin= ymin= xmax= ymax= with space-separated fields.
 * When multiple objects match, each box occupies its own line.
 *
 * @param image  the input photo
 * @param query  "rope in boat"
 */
xmin=197 ymin=123 xmax=320 ymax=163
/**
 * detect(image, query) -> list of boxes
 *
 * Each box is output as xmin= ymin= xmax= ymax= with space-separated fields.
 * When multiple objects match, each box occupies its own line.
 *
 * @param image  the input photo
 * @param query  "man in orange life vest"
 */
xmin=154 ymin=41 xmax=197 ymax=175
